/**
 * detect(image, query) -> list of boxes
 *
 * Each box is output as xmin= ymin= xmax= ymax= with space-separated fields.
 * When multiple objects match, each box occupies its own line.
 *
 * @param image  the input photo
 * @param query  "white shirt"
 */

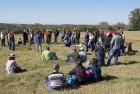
xmin=6 ymin=60 xmax=18 ymax=75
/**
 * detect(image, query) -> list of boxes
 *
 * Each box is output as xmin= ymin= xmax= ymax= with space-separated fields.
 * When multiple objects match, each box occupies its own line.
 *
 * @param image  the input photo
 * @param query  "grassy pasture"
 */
xmin=0 ymin=31 xmax=140 ymax=94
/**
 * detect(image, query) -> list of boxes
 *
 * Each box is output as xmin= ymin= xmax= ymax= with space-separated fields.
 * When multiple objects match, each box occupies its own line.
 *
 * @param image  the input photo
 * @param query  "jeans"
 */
xmin=36 ymin=44 xmax=42 ymax=52
xmin=65 ymin=57 xmax=75 ymax=63
xmin=107 ymin=49 xmax=120 ymax=65
xmin=8 ymin=40 xmax=11 ymax=50
xmin=85 ymin=40 xmax=89 ymax=52
xmin=54 ymin=36 xmax=58 ymax=43
xmin=11 ymin=42 xmax=15 ymax=51
xmin=80 ymin=55 xmax=87 ymax=62
xmin=76 ymin=37 xmax=80 ymax=44
xmin=44 ymin=80 xmax=64 ymax=92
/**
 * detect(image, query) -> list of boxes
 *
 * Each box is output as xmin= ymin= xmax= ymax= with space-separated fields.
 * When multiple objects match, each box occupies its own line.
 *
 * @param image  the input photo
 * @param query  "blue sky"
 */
xmin=0 ymin=0 xmax=139 ymax=25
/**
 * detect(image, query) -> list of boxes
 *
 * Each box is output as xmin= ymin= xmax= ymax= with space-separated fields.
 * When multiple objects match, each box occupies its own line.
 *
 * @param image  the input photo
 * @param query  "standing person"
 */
xmin=94 ymin=31 xmax=98 ymax=46
xmin=35 ymin=30 xmax=42 ymax=52
xmin=10 ymin=31 xmax=15 ymax=51
xmin=84 ymin=31 xmax=89 ymax=52
xmin=107 ymin=32 xmax=121 ymax=66
xmin=72 ymin=30 xmax=76 ymax=45
xmin=46 ymin=29 xmax=51 ymax=44
xmin=94 ymin=43 xmax=105 ymax=66
xmin=120 ymin=30 xmax=125 ymax=54
xmin=23 ymin=30 xmax=28 ymax=45
xmin=29 ymin=30 xmax=34 ymax=44
xmin=68 ymin=60 xmax=86 ymax=85
xmin=54 ymin=29 xmax=59 ymax=43
xmin=88 ymin=32 xmax=95 ymax=52
xmin=61 ymin=29 xmax=66 ymax=42
xmin=44 ymin=64 xmax=67 ymax=91
xmin=41 ymin=31 xmax=45 ymax=43
xmin=76 ymin=30 xmax=80 ymax=44
xmin=8 ymin=31 xmax=11 ymax=49
xmin=1 ymin=31 xmax=6 ymax=47
xmin=103 ymin=32 xmax=112 ymax=52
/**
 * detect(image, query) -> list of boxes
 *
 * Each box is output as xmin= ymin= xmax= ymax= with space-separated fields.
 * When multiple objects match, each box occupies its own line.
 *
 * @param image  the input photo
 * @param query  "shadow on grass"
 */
xmin=65 ymin=75 xmax=118 ymax=91
xmin=86 ymin=52 xmax=93 ymax=55
xmin=118 ymin=61 xmax=138 ymax=65
xmin=102 ymin=75 xmax=118 ymax=81
xmin=125 ymin=50 xmax=138 ymax=56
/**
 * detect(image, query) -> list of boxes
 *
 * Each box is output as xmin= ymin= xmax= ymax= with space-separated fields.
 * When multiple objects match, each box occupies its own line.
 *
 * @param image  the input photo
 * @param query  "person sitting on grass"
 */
xmin=78 ymin=47 xmax=87 ymax=62
xmin=65 ymin=48 xmax=81 ymax=63
xmin=64 ymin=36 xmax=72 ymax=47
xmin=17 ymin=37 xmax=22 ymax=44
xmin=86 ymin=58 xmax=102 ymax=82
xmin=44 ymin=64 xmax=67 ymax=92
xmin=42 ymin=46 xmax=58 ymax=61
xmin=68 ymin=60 xmax=86 ymax=85
xmin=6 ymin=53 xmax=27 ymax=75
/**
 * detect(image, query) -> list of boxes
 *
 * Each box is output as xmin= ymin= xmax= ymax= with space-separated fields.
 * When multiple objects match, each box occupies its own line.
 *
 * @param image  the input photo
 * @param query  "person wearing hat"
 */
xmin=44 ymin=64 xmax=66 ymax=91
xmin=65 ymin=48 xmax=81 ymax=63
xmin=6 ymin=53 xmax=26 ymax=74
xmin=103 ymin=32 xmax=112 ymax=52
xmin=79 ymin=47 xmax=87 ymax=62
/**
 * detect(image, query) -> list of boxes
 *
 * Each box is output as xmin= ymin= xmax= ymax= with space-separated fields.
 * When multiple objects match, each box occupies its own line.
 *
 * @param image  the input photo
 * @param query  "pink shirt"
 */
xmin=6 ymin=60 xmax=18 ymax=74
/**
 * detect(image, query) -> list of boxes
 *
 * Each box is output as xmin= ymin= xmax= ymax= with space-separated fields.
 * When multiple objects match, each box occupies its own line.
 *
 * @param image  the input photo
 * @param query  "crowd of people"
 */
xmin=1 ymin=28 xmax=128 ymax=92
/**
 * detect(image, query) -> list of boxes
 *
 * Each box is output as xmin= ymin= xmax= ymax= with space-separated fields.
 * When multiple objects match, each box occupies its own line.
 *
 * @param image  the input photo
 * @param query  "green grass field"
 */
xmin=0 ymin=31 xmax=140 ymax=94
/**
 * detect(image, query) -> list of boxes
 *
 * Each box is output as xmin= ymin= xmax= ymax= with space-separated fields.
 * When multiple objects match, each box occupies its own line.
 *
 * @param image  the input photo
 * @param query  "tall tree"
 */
xmin=114 ymin=22 xmax=126 ymax=30
xmin=129 ymin=8 xmax=140 ymax=31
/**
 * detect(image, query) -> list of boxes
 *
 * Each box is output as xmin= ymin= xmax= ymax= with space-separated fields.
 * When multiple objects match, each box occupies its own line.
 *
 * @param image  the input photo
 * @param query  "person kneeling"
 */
xmin=44 ymin=64 xmax=67 ymax=91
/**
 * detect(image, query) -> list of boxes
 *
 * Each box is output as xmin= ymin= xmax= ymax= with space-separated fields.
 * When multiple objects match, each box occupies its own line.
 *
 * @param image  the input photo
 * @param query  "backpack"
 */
xmin=86 ymin=69 xmax=93 ymax=78
xmin=67 ymin=75 xmax=76 ymax=87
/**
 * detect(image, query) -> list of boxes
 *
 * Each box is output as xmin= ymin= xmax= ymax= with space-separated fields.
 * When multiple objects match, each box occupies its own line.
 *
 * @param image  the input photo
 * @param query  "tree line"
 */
xmin=0 ymin=8 xmax=139 ymax=33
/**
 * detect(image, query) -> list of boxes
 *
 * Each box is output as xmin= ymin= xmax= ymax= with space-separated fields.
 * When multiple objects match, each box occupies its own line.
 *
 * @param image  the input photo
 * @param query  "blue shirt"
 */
xmin=35 ymin=34 xmax=42 ymax=44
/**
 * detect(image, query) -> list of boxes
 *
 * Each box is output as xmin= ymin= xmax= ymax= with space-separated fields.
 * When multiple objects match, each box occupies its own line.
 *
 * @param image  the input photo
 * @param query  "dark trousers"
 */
xmin=61 ymin=36 xmax=65 ymax=42
xmin=23 ymin=37 xmax=26 ymax=45
xmin=1 ymin=39 xmax=6 ymax=47
xmin=85 ymin=40 xmax=89 ymax=52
